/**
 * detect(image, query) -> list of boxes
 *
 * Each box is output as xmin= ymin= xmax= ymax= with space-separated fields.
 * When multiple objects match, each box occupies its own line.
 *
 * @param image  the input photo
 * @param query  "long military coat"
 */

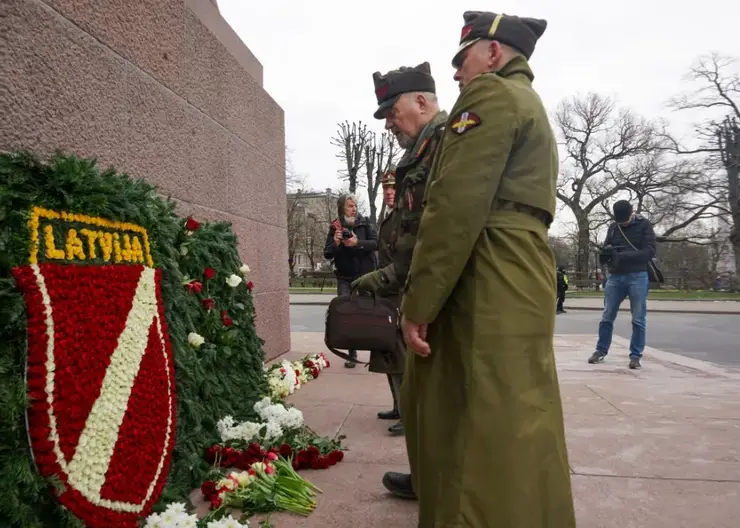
xmin=399 ymin=57 xmax=576 ymax=527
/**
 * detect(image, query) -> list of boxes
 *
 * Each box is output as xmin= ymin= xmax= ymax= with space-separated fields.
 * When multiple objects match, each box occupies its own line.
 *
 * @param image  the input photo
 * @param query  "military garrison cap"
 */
xmin=372 ymin=62 xmax=436 ymax=119
xmin=452 ymin=11 xmax=547 ymax=67
xmin=381 ymin=171 xmax=396 ymax=187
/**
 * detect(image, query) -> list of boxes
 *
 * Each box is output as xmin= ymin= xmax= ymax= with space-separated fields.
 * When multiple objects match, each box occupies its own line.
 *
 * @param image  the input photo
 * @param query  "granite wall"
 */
xmin=0 ymin=0 xmax=290 ymax=359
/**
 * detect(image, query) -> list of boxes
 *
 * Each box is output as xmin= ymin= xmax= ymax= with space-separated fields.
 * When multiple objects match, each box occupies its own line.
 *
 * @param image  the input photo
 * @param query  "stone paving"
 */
xmin=193 ymin=332 xmax=740 ymax=527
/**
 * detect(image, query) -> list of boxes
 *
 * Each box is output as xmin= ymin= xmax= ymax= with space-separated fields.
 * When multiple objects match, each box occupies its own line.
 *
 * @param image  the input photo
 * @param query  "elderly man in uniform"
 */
xmin=350 ymin=61 xmax=447 ymax=467
xmin=357 ymin=170 xmax=405 ymax=436
xmin=396 ymin=11 xmax=576 ymax=527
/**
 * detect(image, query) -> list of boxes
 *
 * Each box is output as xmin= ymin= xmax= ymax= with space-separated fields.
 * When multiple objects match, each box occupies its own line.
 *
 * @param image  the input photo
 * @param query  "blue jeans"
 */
xmin=596 ymin=272 xmax=649 ymax=358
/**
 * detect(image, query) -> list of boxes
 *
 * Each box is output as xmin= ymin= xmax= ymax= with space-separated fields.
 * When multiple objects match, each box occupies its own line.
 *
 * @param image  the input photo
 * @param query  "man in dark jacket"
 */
xmin=589 ymin=200 xmax=656 ymax=369
xmin=556 ymin=266 xmax=568 ymax=314
xmin=323 ymin=194 xmax=378 ymax=367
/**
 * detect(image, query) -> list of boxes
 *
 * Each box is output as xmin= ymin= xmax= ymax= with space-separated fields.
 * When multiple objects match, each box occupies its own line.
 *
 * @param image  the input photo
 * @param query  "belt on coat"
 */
xmin=493 ymin=199 xmax=552 ymax=227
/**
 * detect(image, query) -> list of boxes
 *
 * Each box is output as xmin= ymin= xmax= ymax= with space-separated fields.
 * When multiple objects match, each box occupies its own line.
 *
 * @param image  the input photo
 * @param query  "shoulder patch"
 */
xmin=450 ymin=111 xmax=481 ymax=135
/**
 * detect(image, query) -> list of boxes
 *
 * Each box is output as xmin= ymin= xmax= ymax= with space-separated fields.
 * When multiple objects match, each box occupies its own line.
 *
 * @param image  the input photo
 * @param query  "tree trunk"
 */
xmin=575 ymin=215 xmax=591 ymax=278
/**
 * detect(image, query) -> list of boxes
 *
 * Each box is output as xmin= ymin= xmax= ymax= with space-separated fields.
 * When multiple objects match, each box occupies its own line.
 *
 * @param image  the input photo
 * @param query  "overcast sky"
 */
xmin=217 ymin=0 xmax=738 ymax=231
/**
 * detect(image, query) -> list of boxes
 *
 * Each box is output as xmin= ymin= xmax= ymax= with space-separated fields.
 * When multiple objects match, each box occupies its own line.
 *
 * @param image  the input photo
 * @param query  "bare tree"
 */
xmin=363 ymin=131 xmax=402 ymax=225
xmin=285 ymin=151 xmax=307 ymax=277
xmin=668 ymin=53 xmax=740 ymax=282
xmin=555 ymin=93 xmax=665 ymax=274
xmin=331 ymin=121 xmax=373 ymax=194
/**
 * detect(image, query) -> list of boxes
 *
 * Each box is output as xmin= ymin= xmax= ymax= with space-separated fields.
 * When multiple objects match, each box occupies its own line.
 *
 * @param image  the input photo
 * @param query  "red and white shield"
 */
xmin=13 ymin=262 xmax=177 ymax=527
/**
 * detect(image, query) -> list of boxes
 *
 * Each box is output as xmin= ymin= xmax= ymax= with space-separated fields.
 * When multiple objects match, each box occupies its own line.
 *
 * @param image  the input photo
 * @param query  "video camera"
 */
xmin=598 ymin=244 xmax=627 ymax=267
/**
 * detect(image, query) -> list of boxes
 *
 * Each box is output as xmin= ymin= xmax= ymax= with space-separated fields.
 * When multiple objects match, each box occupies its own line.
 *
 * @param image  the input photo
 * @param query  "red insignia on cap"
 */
xmin=460 ymin=24 xmax=473 ymax=41
xmin=450 ymin=111 xmax=481 ymax=135
xmin=376 ymin=84 xmax=389 ymax=99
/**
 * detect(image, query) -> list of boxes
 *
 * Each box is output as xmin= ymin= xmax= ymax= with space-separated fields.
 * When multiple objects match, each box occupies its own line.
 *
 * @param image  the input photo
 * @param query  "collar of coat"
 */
xmin=397 ymin=110 xmax=449 ymax=168
xmin=494 ymin=55 xmax=535 ymax=83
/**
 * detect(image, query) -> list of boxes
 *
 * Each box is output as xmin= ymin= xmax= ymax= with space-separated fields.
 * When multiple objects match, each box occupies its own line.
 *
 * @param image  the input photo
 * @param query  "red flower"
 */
xmin=311 ymin=367 xmax=320 ymax=378
xmin=265 ymin=463 xmax=275 ymax=475
xmin=329 ymin=450 xmax=345 ymax=463
xmin=279 ymin=443 xmax=293 ymax=457
xmin=201 ymin=298 xmax=215 ymax=311
xmin=267 ymin=452 xmax=278 ymax=461
xmin=305 ymin=360 xmax=315 ymax=368
xmin=210 ymin=496 xmax=222 ymax=509
xmin=203 ymin=267 xmax=216 ymax=280
xmin=221 ymin=310 xmax=233 ymax=327
xmin=201 ymin=480 xmax=217 ymax=500
xmin=185 ymin=216 xmax=200 ymax=231
xmin=186 ymin=281 xmax=203 ymax=294
xmin=205 ymin=444 xmax=221 ymax=462
xmin=246 ymin=281 xmax=254 ymax=292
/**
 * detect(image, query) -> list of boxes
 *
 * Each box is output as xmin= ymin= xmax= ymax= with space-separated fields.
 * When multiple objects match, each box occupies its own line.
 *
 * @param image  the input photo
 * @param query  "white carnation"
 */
xmin=226 ymin=274 xmax=243 ymax=288
xmin=240 ymin=264 xmax=251 ymax=275
xmin=187 ymin=332 xmax=205 ymax=348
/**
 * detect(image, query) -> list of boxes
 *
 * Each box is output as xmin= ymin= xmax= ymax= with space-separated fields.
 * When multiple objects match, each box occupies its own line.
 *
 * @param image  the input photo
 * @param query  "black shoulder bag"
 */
xmin=324 ymin=292 xmax=399 ymax=364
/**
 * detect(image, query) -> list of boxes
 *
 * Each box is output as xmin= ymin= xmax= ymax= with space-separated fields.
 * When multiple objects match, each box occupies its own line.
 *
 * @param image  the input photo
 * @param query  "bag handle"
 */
xmin=323 ymin=340 xmax=369 ymax=366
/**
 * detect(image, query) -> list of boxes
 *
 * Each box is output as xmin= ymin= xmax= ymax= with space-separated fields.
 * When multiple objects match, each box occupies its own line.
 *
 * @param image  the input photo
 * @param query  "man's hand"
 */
xmin=351 ymin=270 xmax=384 ymax=293
xmin=333 ymin=229 xmax=342 ymax=246
xmin=402 ymin=316 xmax=430 ymax=357
xmin=344 ymin=233 xmax=358 ymax=247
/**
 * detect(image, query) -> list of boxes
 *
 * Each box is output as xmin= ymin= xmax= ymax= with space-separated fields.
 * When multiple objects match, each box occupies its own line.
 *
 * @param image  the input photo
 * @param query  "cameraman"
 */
xmin=324 ymin=194 xmax=378 ymax=367
xmin=588 ymin=200 xmax=656 ymax=369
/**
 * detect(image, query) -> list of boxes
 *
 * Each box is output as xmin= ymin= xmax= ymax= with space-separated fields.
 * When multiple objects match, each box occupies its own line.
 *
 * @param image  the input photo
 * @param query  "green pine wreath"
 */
xmin=0 ymin=151 xmax=268 ymax=527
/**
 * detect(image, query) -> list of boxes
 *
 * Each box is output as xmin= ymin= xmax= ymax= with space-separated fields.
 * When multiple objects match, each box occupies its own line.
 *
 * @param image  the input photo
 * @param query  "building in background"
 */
xmin=287 ymin=188 xmax=340 ymax=275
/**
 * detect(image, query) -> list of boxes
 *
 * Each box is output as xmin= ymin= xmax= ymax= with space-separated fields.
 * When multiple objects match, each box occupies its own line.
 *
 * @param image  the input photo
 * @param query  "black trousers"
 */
xmin=387 ymin=373 xmax=403 ymax=411
xmin=556 ymin=289 xmax=566 ymax=312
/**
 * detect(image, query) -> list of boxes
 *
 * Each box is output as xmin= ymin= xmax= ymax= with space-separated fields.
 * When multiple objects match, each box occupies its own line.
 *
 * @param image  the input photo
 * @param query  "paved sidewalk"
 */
xmin=245 ymin=332 xmax=740 ymax=527
xmin=290 ymin=293 xmax=740 ymax=314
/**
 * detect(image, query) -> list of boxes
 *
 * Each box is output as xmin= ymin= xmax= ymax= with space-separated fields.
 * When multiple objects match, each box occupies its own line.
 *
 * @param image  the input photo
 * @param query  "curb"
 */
xmin=562 ymin=306 xmax=740 ymax=316
xmin=290 ymin=301 xmax=740 ymax=315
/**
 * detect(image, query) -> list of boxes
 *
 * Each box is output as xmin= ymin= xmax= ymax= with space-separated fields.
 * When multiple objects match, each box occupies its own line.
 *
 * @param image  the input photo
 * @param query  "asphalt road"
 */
xmin=290 ymin=305 xmax=740 ymax=367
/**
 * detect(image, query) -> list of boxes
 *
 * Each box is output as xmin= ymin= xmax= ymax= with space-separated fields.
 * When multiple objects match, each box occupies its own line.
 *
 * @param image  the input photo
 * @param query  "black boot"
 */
xmin=344 ymin=351 xmax=357 ymax=368
xmin=629 ymin=357 xmax=642 ymax=369
xmin=382 ymin=472 xmax=416 ymax=500
xmin=388 ymin=421 xmax=404 ymax=436
xmin=377 ymin=409 xmax=401 ymax=420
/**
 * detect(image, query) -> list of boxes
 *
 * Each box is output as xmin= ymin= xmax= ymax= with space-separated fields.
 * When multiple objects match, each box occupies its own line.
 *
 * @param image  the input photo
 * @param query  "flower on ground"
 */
xmin=201 ymin=298 xmax=215 ymax=311
xmin=204 ymin=267 xmax=216 ymax=280
xmin=240 ymin=264 xmax=250 ymax=275
xmin=188 ymin=332 xmax=205 ymax=348
xmin=246 ymin=280 xmax=254 ymax=292
xmin=226 ymin=274 xmax=242 ymax=288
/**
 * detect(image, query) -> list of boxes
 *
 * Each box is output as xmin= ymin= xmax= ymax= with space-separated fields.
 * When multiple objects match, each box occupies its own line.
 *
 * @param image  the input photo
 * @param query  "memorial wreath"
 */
xmin=1 ymin=152 xmax=343 ymax=528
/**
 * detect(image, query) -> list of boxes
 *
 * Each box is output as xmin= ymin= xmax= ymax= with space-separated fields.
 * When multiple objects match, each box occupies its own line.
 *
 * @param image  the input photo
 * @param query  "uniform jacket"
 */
xmin=398 ymin=56 xmax=576 ymax=527
xmin=376 ymin=110 xmax=448 ymax=295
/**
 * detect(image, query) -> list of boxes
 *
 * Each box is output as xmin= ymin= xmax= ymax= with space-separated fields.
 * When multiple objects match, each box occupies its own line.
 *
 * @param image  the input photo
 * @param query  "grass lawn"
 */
xmin=289 ymin=287 xmax=334 ymax=294
xmin=569 ymin=290 xmax=740 ymax=300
